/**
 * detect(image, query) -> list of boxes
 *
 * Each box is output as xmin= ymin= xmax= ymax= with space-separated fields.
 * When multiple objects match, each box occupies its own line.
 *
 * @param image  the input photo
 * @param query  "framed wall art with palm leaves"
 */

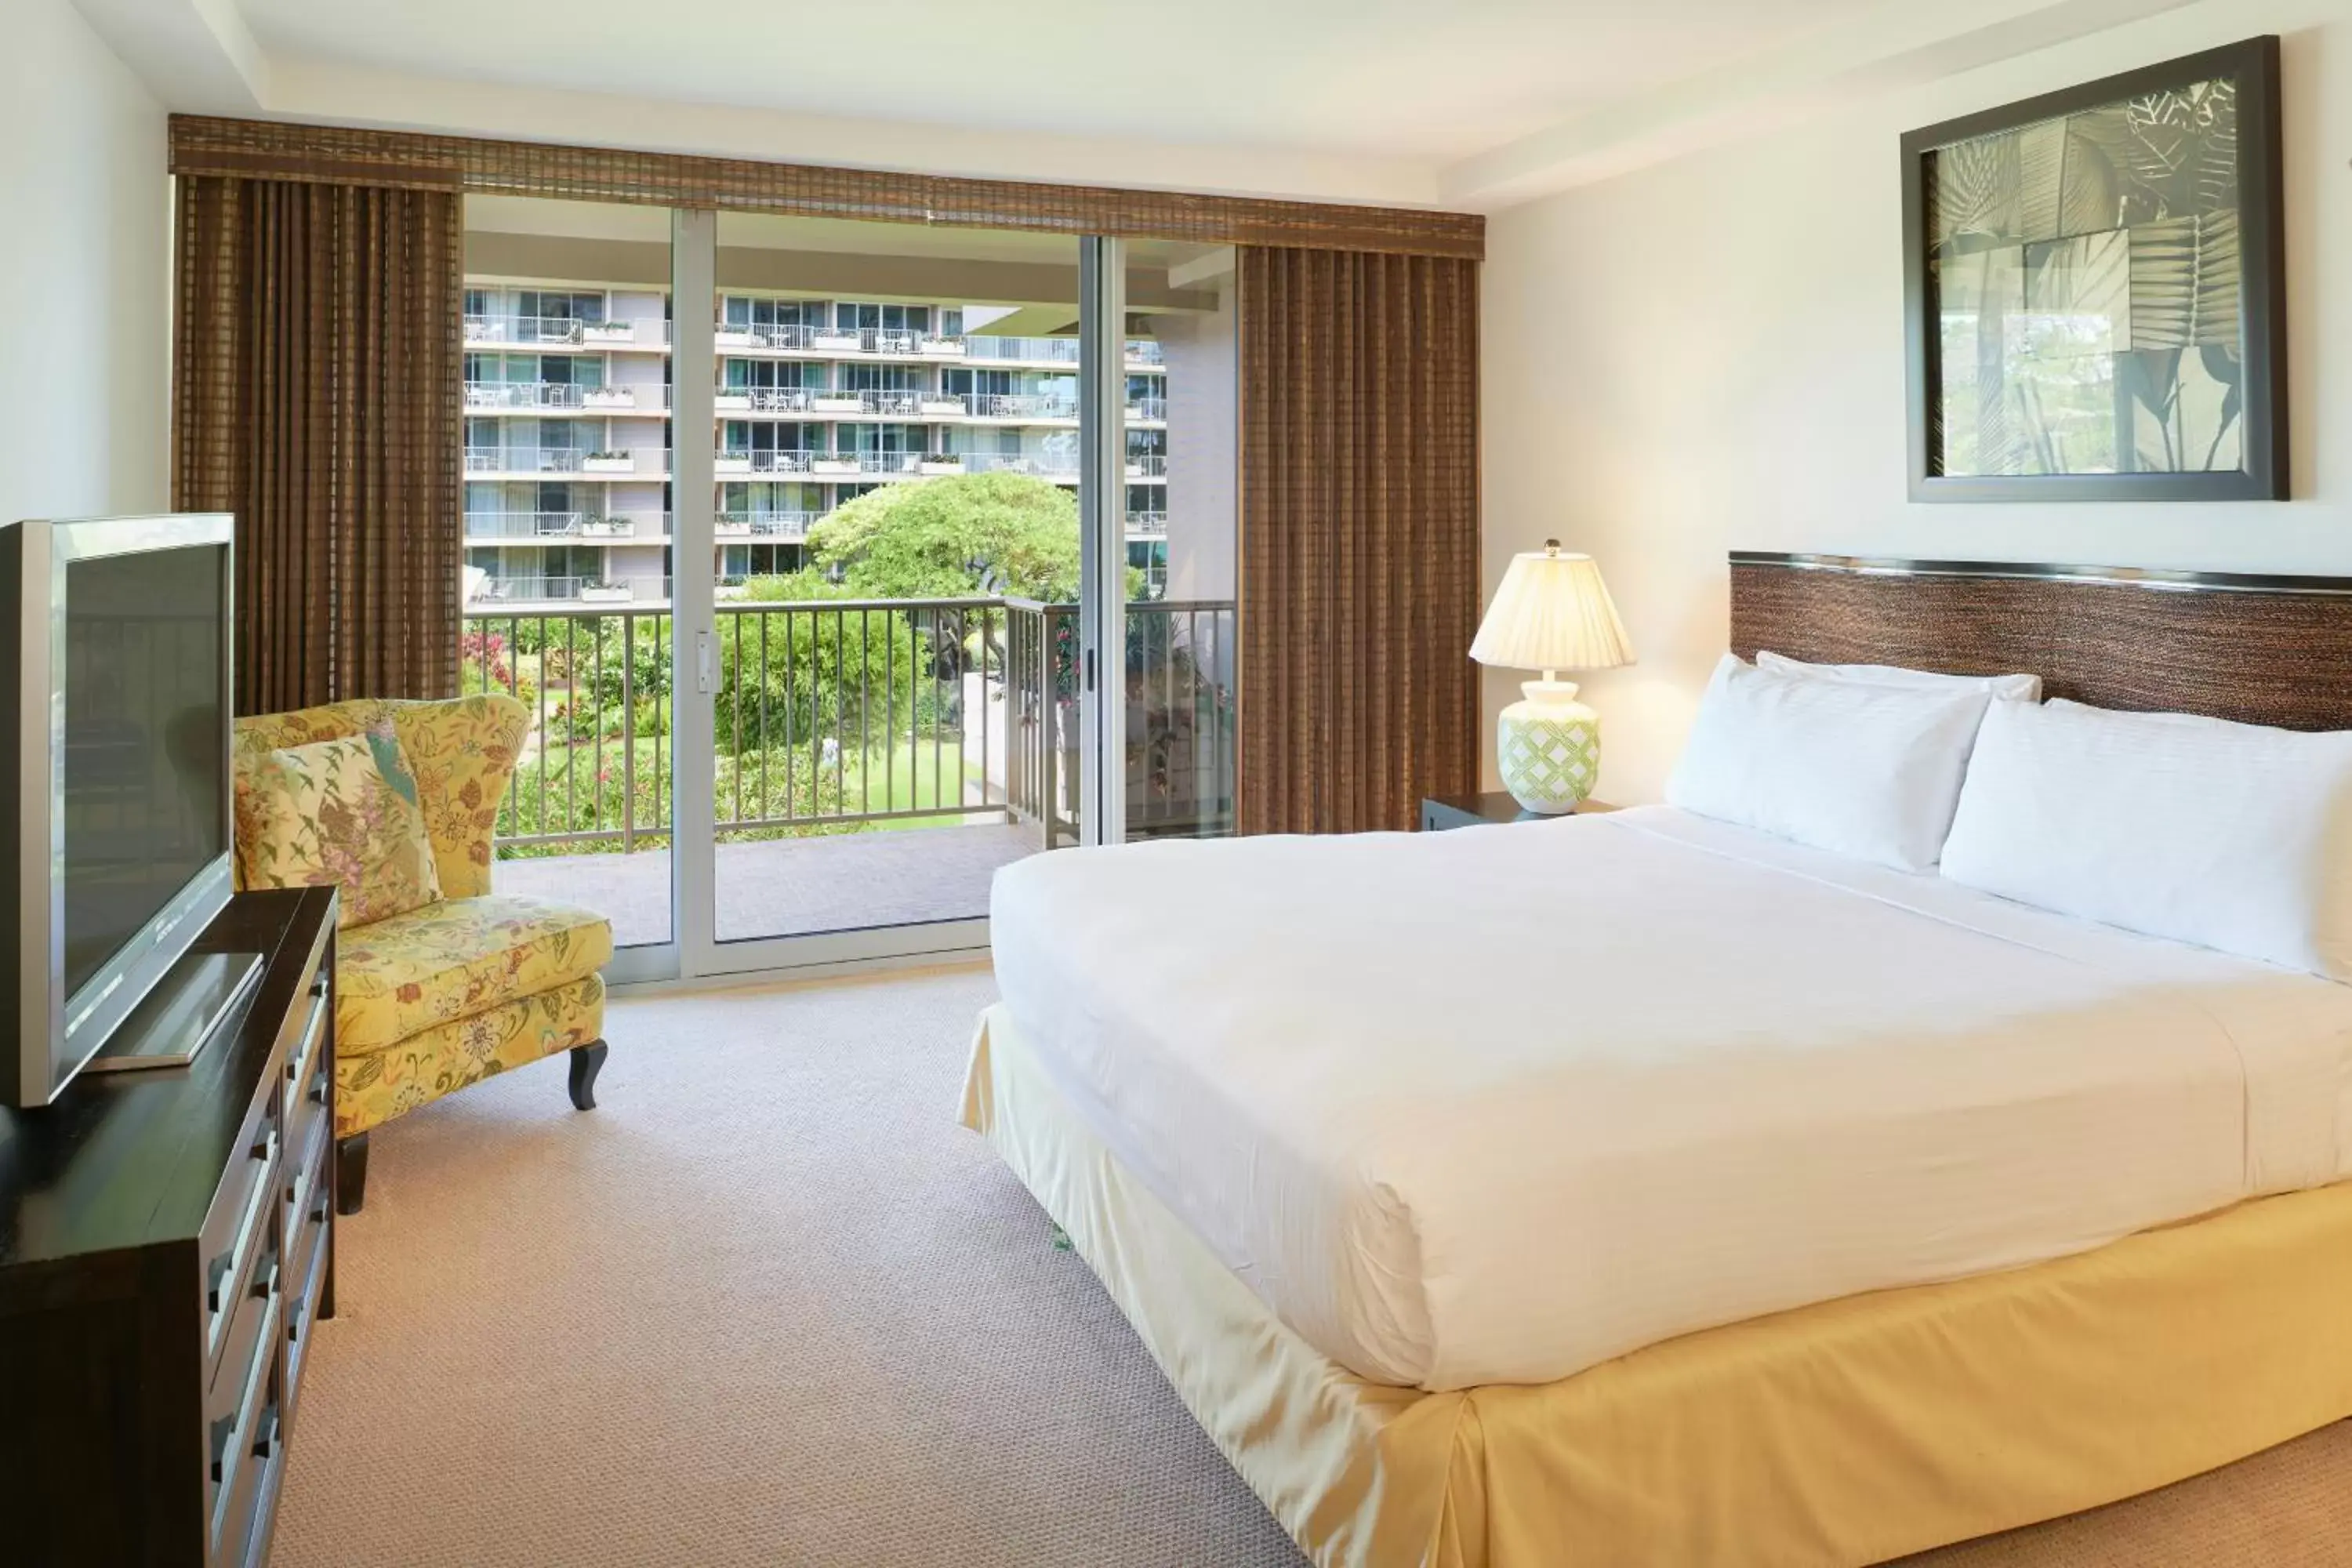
xmin=1901 ymin=35 xmax=2285 ymax=502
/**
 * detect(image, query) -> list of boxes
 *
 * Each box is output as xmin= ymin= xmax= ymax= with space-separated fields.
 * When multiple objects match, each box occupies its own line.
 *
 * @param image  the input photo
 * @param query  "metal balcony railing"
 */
xmin=714 ymin=512 xmax=818 ymax=539
xmin=717 ymin=386 xmax=818 ymax=413
xmin=956 ymin=452 xmax=1079 ymax=481
xmin=459 ymin=595 xmax=1236 ymax=858
xmin=464 ymin=314 xmax=668 ymax=347
xmin=963 ymin=336 xmax=1081 ymax=365
xmin=714 ymin=448 xmax=818 ymax=474
xmin=464 ymin=575 xmax=673 ymax=607
xmin=964 ymin=393 xmax=1080 ymax=420
xmin=467 ymin=382 xmax=588 ymax=410
xmin=466 ymin=448 xmax=653 ymax=476
xmin=1125 ymin=511 xmax=1168 ymax=535
xmin=716 ymin=324 xmax=964 ymax=357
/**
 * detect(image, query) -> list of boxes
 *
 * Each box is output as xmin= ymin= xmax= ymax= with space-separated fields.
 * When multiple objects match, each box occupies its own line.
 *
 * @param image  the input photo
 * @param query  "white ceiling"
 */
xmin=230 ymin=0 xmax=1867 ymax=162
xmin=78 ymin=0 xmax=2204 ymax=209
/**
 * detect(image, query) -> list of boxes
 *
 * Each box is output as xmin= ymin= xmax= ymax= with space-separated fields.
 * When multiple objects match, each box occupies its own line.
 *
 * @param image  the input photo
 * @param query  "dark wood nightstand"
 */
xmin=1420 ymin=792 xmax=1618 ymax=830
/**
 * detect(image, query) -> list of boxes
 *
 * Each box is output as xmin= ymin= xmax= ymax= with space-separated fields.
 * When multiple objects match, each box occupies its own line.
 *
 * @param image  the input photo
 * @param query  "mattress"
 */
xmin=987 ymin=806 xmax=2352 ymax=1392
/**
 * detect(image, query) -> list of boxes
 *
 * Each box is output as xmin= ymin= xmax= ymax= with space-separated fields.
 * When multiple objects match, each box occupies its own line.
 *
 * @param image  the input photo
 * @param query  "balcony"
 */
xmin=714 ymin=448 xmax=815 ymax=476
xmin=465 ymin=314 xmax=670 ymax=349
xmin=464 ymin=510 xmax=665 ymax=542
xmin=466 ymin=575 xmax=673 ymax=608
xmin=956 ymin=452 xmax=1076 ymax=481
xmin=716 ymin=386 xmax=818 ymax=414
xmin=467 ymin=382 xmax=668 ymax=413
xmin=466 ymin=448 xmax=658 ymax=478
xmin=463 ymin=596 xmax=1236 ymax=943
xmin=963 ymin=336 xmax=1080 ymax=366
xmin=714 ymin=512 xmax=816 ymax=540
xmin=963 ymin=393 xmax=1080 ymax=421
xmin=716 ymin=324 xmax=964 ymax=359
xmin=1126 ymin=511 xmax=1168 ymax=536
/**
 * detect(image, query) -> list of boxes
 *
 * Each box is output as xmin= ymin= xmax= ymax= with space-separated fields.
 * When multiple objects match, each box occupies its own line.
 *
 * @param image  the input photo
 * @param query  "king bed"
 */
xmin=960 ymin=554 xmax=2352 ymax=1567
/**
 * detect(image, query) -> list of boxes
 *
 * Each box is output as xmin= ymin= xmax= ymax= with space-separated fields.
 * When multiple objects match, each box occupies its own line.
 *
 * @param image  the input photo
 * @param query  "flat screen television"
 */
xmin=0 ymin=514 xmax=236 ymax=1108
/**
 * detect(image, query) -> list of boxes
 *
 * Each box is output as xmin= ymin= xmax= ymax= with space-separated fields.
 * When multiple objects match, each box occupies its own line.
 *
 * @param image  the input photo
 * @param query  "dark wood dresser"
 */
xmin=0 ymin=888 xmax=338 ymax=1567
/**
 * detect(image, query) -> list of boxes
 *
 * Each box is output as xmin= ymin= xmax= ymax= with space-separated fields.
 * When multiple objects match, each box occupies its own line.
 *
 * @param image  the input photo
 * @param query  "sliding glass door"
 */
xmin=676 ymin=213 xmax=1112 ymax=976
xmin=456 ymin=198 xmax=1233 ymax=982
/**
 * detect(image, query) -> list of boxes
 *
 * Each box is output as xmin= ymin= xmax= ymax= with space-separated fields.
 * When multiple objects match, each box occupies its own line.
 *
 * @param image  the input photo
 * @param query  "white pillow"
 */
xmin=1940 ymin=699 xmax=2352 ymax=980
xmin=1758 ymin=649 xmax=2042 ymax=702
xmin=1665 ymin=655 xmax=1994 ymax=871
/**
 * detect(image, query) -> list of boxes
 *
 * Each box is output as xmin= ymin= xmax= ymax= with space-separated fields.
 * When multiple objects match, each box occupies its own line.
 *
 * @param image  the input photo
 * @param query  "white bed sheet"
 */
xmin=986 ymin=806 xmax=2352 ymax=1392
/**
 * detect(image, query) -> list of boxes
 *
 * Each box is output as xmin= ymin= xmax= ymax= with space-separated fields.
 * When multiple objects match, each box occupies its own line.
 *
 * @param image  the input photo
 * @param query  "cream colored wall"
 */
xmin=1481 ymin=0 xmax=2352 ymax=805
xmin=0 ymin=0 xmax=170 ymax=524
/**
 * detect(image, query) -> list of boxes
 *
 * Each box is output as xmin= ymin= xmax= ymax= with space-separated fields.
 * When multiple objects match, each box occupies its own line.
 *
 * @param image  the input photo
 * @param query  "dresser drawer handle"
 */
xmin=206 ymin=1160 xmax=275 ymax=1319
xmin=251 ymin=1253 xmax=280 ymax=1304
xmin=249 ymin=1124 xmax=278 ymax=1166
xmin=209 ymin=1410 xmax=235 ymax=1485
xmin=250 ymin=1404 xmax=283 ymax=1464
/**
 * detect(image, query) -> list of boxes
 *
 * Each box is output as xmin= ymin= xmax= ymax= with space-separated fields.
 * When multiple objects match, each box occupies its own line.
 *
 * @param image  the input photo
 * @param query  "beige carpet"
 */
xmin=274 ymin=967 xmax=2352 ymax=1567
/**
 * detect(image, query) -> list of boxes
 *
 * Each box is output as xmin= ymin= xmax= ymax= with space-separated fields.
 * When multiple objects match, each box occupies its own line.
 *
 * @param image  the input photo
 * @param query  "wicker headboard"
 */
xmin=1729 ymin=553 xmax=2352 ymax=732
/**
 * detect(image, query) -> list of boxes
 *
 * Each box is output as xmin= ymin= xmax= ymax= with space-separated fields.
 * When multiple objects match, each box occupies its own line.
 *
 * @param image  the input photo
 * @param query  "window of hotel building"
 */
xmin=838 ymin=363 xmax=920 ymax=393
xmin=833 ymin=301 xmax=930 ymax=332
xmin=724 ymin=358 xmax=823 ymax=391
xmin=837 ymin=423 xmax=917 ymax=454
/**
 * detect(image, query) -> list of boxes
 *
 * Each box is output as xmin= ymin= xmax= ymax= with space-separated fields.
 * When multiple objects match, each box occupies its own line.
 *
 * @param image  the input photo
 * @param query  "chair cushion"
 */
xmin=338 ymin=895 xmax=613 ymax=1055
xmin=235 ymin=724 xmax=443 ymax=928
xmin=336 ymin=973 xmax=605 ymax=1139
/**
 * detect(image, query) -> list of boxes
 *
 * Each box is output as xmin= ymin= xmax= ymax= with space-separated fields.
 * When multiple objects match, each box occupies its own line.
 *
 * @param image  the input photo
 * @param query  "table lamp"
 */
xmin=1468 ymin=541 xmax=1635 ymax=814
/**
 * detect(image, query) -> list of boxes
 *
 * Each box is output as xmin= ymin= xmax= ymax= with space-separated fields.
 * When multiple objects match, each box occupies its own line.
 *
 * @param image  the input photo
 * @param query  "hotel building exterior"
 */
xmin=462 ymin=286 xmax=1174 ymax=607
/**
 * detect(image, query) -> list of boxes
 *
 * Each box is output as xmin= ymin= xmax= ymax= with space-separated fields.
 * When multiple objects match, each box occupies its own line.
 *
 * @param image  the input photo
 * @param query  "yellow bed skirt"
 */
xmin=960 ymin=1004 xmax=2352 ymax=1568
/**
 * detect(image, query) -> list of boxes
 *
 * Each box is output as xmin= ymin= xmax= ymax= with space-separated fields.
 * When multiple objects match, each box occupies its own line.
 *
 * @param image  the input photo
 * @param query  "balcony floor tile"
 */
xmin=492 ymin=822 xmax=1041 ymax=949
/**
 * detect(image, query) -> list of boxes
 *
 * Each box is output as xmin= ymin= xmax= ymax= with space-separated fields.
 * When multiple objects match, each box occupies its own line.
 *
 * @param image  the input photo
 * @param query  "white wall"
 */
xmin=1482 ymin=0 xmax=2352 ymax=804
xmin=0 ymin=0 xmax=169 ymax=524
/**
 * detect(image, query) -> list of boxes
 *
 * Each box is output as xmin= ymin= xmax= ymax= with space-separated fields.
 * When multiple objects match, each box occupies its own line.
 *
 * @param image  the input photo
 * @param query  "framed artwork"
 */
xmin=1902 ymin=36 xmax=2285 ymax=502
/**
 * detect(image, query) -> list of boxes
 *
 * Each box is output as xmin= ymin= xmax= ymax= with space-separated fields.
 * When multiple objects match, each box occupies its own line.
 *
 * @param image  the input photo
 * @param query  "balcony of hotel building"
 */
xmin=470 ymin=590 xmax=1236 ymax=945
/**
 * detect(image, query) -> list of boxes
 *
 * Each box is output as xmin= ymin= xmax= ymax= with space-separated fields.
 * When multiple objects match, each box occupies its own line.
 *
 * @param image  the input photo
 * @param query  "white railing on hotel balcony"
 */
xmin=716 ymin=324 xmax=964 ymax=358
xmin=468 ymin=382 xmax=665 ymax=412
xmin=466 ymin=314 xmax=668 ymax=348
xmin=1126 ymin=453 xmax=1167 ymax=478
xmin=717 ymin=386 xmax=818 ymax=413
xmin=1126 ymin=341 xmax=1165 ymax=366
xmin=963 ymin=336 xmax=1081 ymax=365
xmin=461 ymin=512 xmax=665 ymax=541
xmin=466 ymin=448 xmax=652 ymax=476
xmin=1126 ymin=397 xmax=1168 ymax=422
xmin=466 ymin=575 xmax=673 ymax=607
xmin=714 ymin=448 xmax=818 ymax=475
xmin=1126 ymin=511 xmax=1168 ymax=535
xmin=956 ymin=452 xmax=1075 ymax=481
xmin=963 ymin=393 xmax=1080 ymax=420
xmin=809 ymin=450 xmax=926 ymax=476
xmin=714 ymin=512 xmax=818 ymax=539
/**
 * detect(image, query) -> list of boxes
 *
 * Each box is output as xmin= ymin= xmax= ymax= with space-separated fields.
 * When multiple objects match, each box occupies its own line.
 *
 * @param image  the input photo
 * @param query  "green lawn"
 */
xmin=503 ymin=731 xmax=992 ymax=848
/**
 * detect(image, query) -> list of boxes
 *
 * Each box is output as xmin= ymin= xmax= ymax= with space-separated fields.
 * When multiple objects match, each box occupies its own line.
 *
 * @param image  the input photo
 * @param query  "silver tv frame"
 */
xmin=2 ymin=514 xmax=236 ymax=1108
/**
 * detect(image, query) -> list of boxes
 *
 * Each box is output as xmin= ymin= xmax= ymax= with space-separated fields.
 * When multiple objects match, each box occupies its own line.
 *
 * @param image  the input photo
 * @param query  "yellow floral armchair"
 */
xmin=233 ymin=695 xmax=613 ymax=1214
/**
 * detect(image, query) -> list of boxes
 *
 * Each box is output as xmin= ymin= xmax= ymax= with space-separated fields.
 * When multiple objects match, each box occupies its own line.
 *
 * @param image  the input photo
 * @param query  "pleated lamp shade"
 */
xmin=1469 ymin=543 xmax=1635 ymax=673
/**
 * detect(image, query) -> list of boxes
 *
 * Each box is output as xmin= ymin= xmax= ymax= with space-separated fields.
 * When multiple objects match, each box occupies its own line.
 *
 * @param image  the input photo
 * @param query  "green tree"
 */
xmin=787 ymin=473 xmax=1082 ymax=601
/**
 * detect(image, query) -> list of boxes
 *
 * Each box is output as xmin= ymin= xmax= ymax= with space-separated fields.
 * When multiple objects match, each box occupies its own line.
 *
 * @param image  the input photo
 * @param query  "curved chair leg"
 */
xmin=335 ymin=1133 xmax=371 ymax=1216
xmin=568 ymin=1040 xmax=609 ymax=1111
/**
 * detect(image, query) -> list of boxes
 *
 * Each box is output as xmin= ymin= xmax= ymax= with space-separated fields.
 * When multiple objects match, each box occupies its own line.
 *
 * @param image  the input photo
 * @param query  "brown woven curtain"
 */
xmin=172 ymin=175 xmax=464 ymax=714
xmin=1236 ymin=247 xmax=1481 ymax=834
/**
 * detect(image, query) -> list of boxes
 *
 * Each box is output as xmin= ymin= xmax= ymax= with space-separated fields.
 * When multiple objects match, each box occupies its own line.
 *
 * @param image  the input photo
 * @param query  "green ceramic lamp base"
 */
xmin=1496 ymin=678 xmax=1600 ymax=815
